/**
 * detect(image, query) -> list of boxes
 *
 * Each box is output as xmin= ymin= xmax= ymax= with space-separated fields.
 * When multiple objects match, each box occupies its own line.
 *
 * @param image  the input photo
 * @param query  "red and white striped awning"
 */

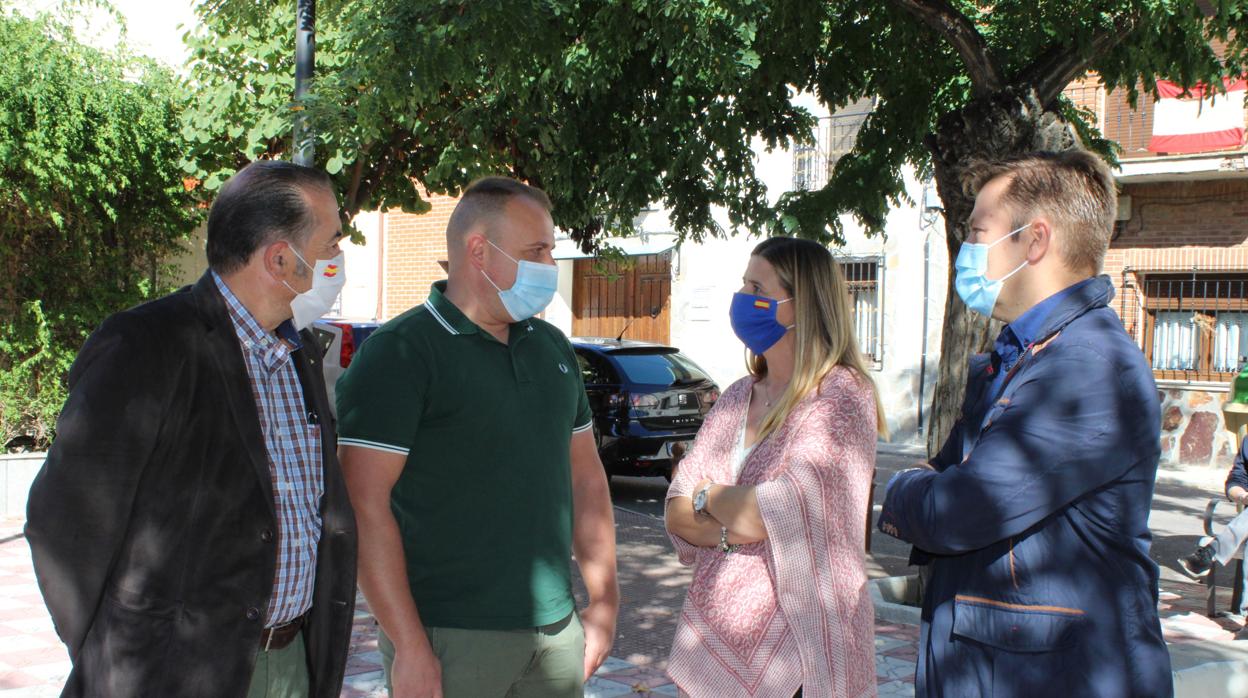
xmin=1148 ymin=77 xmax=1247 ymax=155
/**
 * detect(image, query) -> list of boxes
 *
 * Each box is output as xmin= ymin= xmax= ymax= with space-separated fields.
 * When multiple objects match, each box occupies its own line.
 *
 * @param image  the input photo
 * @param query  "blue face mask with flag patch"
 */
xmin=729 ymin=292 xmax=793 ymax=355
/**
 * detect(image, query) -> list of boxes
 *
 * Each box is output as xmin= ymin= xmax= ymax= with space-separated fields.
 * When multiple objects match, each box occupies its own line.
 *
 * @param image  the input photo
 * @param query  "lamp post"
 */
xmin=293 ymin=0 xmax=315 ymax=166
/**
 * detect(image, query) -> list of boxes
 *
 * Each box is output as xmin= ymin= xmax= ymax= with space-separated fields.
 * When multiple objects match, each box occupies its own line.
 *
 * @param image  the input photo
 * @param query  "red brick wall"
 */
xmin=380 ymin=192 xmax=459 ymax=319
xmin=1106 ymin=179 xmax=1248 ymax=278
xmin=1104 ymin=179 xmax=1248 ymax=336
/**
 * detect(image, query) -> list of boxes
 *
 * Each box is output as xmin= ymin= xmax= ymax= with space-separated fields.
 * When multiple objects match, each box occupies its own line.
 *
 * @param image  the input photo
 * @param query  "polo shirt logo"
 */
xmin=558 ymin=362 xmax=569 ymax=374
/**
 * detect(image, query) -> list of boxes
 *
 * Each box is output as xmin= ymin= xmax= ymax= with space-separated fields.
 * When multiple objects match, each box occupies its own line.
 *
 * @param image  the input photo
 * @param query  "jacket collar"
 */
xmin=1032 ymin=274 xmax=1116 ymax=342
xmin=191 ymin=270 xmax=233 ymax=333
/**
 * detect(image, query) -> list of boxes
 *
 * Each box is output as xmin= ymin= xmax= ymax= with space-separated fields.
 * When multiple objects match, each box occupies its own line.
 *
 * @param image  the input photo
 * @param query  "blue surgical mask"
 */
xmin=482 ymin=240 xmax=559 ymax=322
xmin=954 ymin=224 xmax=1030 ymax=318
xmin=730 ymin=292 xmax=793 ymax=355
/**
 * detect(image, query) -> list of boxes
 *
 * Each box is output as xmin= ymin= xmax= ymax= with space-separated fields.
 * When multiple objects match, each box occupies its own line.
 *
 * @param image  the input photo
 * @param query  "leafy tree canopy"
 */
xmin=184 ymin=0 xmax=1246 ymax=453
xmin=0 ymin=1 xmax=201 ymax=448
xmin=184 ymin=1 xmax=1245 ymax=248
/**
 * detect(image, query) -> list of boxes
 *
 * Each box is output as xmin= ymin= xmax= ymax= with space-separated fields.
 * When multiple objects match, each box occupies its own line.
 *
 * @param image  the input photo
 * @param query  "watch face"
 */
xmin=694 ymin=490 xmax=707 ymax=512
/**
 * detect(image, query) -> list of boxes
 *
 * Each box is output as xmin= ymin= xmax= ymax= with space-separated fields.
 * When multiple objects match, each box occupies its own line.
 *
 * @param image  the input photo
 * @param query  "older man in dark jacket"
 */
xmin=26 ymin=161 xmax=357 ymax=697
xmin=878 ymin=151 xmax=1172 ymax=697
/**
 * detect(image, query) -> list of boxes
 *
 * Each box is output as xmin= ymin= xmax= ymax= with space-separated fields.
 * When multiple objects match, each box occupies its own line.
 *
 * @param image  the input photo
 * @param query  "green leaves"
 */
xmin=180 ymin=0 xmax=1245 ymax=252
xmin=0 ymin=1 xmax=201 ymax=449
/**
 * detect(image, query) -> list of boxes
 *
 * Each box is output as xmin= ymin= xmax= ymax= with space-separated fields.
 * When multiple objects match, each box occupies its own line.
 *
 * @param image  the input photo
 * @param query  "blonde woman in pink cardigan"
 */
xmin=665 ymin=237 xmax=887 ymax=697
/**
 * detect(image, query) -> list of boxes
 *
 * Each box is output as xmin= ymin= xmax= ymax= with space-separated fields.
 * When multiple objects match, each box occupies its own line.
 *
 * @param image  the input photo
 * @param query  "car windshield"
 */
xmin=611 ymin=351 xmax=710 ymax=386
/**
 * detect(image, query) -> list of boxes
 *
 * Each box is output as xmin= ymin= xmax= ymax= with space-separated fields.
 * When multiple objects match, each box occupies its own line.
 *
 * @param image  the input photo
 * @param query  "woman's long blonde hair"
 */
xmin=747 ymin=237 xmax=889 ymax=442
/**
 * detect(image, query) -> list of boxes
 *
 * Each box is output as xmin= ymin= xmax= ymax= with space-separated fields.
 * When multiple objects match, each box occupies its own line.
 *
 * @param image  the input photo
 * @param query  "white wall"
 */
xmin=669 ymin=234 xmax=765 ymax=391
xmin=547 ymin=259 xmax=576 ymax=331
xmin=662 ymin=92 xmax=951 ymax=443
xmin=338 ymin=211 xmax=381 ymax=320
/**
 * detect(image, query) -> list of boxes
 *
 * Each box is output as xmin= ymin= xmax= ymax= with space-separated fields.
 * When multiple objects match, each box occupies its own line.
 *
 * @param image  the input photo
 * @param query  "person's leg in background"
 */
xmin=1209 ymin=509 xmax=1248 ymax=567
xmin=1181 ymin=508 xmax=1248 ymax=579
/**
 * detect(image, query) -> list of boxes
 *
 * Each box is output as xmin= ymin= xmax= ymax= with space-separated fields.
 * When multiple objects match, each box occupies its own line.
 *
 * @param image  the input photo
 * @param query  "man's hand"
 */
xmin=390 ymin=641 xmax=443 ymax=698
xmin=580 ymin=600 xmax=618 ymax=681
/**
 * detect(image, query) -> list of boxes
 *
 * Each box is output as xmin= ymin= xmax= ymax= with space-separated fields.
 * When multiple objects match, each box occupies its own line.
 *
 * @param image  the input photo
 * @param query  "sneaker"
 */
xmin=1178 ymin=545 xmax=1216 ymax=579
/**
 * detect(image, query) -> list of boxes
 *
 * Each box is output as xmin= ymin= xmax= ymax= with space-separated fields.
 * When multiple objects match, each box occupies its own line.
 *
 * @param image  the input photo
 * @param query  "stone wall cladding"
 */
xmin=1159 ymin=389 xmax=1238 ymax=467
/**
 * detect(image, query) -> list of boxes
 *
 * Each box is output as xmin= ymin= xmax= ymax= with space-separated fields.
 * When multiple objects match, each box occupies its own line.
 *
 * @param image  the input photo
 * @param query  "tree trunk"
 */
xmin=924 ymin=87 xmax=1080 ymax=457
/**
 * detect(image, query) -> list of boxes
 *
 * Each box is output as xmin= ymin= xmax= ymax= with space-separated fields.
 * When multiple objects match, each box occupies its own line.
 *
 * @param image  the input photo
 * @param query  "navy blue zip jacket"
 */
xmin=878 ymin=275 xmax=1172 ymax=697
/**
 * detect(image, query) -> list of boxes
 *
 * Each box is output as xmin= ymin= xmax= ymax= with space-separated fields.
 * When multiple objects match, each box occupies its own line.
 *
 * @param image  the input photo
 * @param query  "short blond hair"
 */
xmin=963 ymin=151 xmax=1117 ymax=274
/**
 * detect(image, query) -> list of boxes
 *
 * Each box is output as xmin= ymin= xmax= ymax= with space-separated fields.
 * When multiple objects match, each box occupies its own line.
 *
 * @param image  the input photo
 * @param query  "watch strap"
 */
xmin=693 ymin=483 xmax=713 ymax=515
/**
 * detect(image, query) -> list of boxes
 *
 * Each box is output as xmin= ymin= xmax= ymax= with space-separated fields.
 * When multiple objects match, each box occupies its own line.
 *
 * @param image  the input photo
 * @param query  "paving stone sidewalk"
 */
xmin=0 ymin=511 xmax=1242 ymax=697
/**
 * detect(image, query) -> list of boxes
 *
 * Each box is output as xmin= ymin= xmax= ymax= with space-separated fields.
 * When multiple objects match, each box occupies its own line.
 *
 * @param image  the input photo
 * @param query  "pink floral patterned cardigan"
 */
xmin=665 ymin=367 xmax=878 ymax=697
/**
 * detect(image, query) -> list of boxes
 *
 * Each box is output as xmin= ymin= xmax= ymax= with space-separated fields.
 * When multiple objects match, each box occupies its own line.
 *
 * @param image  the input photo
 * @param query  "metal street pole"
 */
xmin=293 ymin=0 xmax=316 ymax=166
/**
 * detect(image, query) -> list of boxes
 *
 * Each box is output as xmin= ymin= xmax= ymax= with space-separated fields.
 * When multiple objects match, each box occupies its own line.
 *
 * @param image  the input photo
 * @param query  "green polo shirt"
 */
xmin=335 ymin=281 xmax=592 ymax=630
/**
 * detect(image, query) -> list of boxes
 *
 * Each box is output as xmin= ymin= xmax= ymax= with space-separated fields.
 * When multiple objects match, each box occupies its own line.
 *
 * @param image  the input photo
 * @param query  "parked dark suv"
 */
xmin=570 ymin=338 xmax=720 ymax=480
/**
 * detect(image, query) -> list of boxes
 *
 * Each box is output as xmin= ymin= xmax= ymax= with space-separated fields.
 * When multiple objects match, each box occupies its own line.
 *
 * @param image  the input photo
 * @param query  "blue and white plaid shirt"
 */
xmin=213 ymin=272 xmax=323 ymax=627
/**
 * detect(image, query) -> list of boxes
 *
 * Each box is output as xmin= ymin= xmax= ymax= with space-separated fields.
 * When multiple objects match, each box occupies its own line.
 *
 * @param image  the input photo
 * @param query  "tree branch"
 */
xmin=1022 ymin=11 xmax=1142 ymax=107
xmin=887 ymin=0 xmax=1004 ymax=96
xmin=343 ymin=130 xmax=406 ymax=219
xmin=345 ymin=149 xmax=367 ymax=214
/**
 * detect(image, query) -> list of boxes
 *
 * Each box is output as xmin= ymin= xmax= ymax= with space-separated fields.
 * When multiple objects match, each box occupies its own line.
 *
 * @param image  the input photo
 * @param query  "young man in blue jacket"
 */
xmin=878 ymin=151 xmax=1172 ymax=697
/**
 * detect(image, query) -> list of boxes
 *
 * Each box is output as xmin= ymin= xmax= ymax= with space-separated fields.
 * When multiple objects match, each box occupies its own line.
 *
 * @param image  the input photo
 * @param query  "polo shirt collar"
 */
xmin=425 ymin=281 xmax=534 ymax=337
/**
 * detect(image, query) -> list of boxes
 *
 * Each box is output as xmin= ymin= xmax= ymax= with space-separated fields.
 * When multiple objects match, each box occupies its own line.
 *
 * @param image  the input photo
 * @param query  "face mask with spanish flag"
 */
xmin=282 ymin=246 xmax=346 ymax=330
xmin=729 ymin=292 xmax=793 ymax=355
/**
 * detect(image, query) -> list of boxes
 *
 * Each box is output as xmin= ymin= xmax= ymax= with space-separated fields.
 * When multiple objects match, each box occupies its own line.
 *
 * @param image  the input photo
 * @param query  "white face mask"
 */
xmin=282 ymin=245 xmax=346 ymax=330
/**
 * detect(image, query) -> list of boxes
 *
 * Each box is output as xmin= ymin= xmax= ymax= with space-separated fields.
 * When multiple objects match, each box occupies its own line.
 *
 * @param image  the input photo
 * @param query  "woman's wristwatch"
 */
xmin=693 ymin=483 xmax=713 ymax=516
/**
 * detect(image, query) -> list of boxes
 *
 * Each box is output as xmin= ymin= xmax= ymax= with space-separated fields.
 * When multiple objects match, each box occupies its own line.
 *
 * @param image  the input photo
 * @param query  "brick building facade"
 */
xmin=376 ymin=192 xmax=457 ymax=319
xmin=1108 ymin=179 xmax=1248 ymax=466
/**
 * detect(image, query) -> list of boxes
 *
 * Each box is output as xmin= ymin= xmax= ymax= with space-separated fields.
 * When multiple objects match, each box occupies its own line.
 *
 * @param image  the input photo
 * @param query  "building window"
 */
xmin=839 ymin=256 xmax=884 ymax=368
xmin=1135 ymin=272 xmax=1248 ymax=381
xmin=791 ymin=99 xmax=874 ymax=192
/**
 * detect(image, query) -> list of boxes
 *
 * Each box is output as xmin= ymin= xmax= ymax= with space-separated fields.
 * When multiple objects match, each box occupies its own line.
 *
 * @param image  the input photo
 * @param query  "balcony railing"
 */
xmin=792 ymin=110 xmax=871 ymax=191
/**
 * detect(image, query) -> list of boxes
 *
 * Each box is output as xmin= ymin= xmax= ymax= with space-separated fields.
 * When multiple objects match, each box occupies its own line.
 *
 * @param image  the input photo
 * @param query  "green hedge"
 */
xmin=0 ymin=4 xmax=202 ymax=450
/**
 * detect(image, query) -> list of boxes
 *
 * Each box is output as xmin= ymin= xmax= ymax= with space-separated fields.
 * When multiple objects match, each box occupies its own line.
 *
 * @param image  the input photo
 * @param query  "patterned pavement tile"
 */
xmin=882 ymin=644 xmax=919 ymax=662
xmin=875 ymin=655 xmax=917 ymax=683
xmin=7 ymin=514 xmax=1247 ymax=697
xmin=874 ymin=634 xmax=910 ymax=653
xmin=877 ymin=678 xmax=917 ymax=697
xmin=585 ymin=677 xmax=642 ymax=697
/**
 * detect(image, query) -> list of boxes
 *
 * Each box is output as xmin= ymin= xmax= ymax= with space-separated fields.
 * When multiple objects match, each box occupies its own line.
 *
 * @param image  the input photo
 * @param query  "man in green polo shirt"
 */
xmin=336 ymin=177 xmax=618 ymax=698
